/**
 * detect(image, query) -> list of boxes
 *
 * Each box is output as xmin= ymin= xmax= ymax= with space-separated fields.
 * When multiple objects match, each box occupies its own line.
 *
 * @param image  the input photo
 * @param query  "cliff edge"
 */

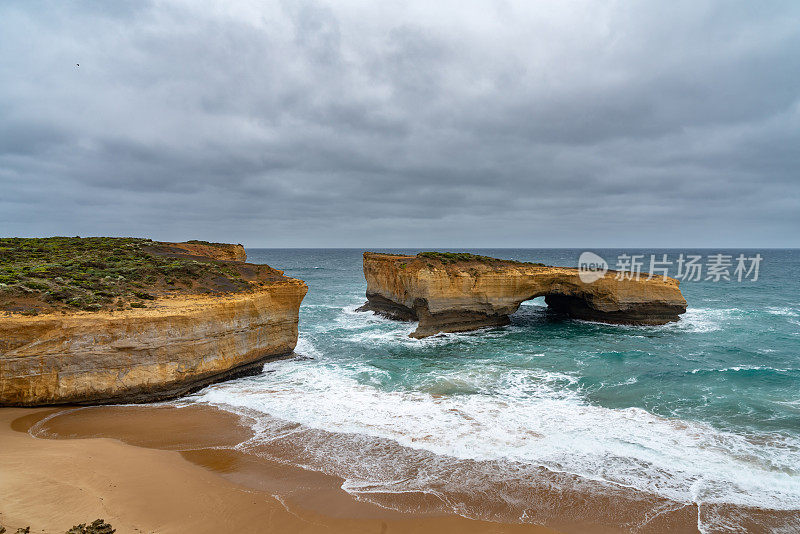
xmin=358 ymin=252 xmax=686 ymax=338
xmin=0 ymin=238 xmax=307 ymax=405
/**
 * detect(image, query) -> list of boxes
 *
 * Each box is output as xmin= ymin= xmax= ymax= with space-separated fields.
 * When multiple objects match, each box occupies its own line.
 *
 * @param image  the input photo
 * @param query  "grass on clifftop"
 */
xmin=417 ymin=251 xmax=547 ymax=266
xmin=0 ymin=237 xmax=265 ymax=315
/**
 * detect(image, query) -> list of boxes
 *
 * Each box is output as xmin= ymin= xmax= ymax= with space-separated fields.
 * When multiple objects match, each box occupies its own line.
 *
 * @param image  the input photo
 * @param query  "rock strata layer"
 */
xmin=0 ymin=247 xmax=306 ymax=406
xmin=358 ymin=252 xmax=686 ymax=338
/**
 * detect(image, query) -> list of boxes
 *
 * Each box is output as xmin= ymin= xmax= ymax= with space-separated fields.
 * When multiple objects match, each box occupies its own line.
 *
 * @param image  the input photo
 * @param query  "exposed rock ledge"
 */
xmin=357 ymin=252 xmax=686 ymax=338
xmin=0 ymin=248 xmax=307 ymax=406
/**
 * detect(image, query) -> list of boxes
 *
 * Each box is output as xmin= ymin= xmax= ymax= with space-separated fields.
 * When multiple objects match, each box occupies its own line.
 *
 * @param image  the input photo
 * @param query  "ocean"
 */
xmin=187 ymin=248 xmax=800 ymax=533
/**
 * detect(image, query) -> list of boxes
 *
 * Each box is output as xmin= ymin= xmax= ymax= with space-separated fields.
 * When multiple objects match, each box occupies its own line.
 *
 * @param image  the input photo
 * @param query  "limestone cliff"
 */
xmin=0 ymin=244 xmax=307 ymax=406
xmin=358 ymin=252 xmax=686 ymax=338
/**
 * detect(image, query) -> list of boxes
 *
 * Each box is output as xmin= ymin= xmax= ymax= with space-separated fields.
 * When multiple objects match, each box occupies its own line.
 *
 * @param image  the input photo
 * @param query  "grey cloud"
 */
xmin=0 ymin=0 xmax=798 ymax=247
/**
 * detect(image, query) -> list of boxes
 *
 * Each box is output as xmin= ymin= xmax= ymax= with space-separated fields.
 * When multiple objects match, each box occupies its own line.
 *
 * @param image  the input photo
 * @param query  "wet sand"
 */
xmin=0 ymin=405 xmax=562 ymax=534
xmin=6 ymin=403 xmax=791 ymax=533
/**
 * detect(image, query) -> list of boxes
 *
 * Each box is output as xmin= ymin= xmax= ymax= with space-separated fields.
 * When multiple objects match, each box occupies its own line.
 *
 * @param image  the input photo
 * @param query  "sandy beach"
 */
xmin=0 ymin=405 xmax=563 ymax=534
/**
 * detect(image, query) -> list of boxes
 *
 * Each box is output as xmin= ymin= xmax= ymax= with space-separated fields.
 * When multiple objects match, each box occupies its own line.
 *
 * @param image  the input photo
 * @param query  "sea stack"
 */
xmin=0 ymin=238 xmax=307 ymax=406
xmin=358 ymin=251 xmax=686 ymax=338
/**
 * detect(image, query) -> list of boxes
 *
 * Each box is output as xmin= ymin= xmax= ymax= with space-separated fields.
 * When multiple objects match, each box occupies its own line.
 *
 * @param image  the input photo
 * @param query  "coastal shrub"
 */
xmin=66 ymin=298 xmax=85 ymax=308
xmin=46 ymin=288 xmax=79 ymax=302
xmin=418 ymin=251 xmax=500 ymax=263
xmin=22 ymin=280 xmax=49 ymax=291
xmin=0 ymin=237 xmax=257 ymax=314
xmin=417 ymin=251 xmax=547 ymax=266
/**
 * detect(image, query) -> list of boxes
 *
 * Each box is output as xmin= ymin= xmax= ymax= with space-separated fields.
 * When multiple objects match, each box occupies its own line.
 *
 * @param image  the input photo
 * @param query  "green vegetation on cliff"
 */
xmin=0 ymin=237 xmax=277 ymax=315
xmin=417 ymin=251 xmax=546 ymax=266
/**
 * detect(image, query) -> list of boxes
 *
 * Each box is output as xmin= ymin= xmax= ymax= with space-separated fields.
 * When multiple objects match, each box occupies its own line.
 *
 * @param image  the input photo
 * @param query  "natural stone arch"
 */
xmin=358 ymin=252 xmax=687 ymax=338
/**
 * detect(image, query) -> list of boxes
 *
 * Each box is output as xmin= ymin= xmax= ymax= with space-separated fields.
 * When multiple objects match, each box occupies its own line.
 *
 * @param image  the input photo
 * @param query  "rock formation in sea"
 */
xmin=357 ymin=252 xmax=687 ymax=338
xmin=0 ymin=239 xmax=307 ymax=406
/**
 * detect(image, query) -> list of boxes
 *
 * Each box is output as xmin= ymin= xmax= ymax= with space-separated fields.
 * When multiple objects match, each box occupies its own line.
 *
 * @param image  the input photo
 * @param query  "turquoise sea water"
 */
xmin=190 ymin=249 xmax=800 ymax=532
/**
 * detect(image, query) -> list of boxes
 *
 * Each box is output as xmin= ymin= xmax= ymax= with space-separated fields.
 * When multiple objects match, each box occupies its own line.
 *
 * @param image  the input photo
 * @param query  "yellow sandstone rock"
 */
xmin=0 ymin=244 xmax=307 ymax=406
xmin=358 ymin=252 xmax=686 ymax=338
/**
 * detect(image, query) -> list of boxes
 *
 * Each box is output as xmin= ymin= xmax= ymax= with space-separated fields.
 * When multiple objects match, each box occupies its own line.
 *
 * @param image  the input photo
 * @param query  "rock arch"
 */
xmin=357 ymin=252 xmax=687 ymax=338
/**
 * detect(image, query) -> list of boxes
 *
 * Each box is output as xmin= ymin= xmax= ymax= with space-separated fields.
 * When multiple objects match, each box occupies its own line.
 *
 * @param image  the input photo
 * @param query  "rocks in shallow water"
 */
xmin=359 ymin=251 xmax=687 ymax=338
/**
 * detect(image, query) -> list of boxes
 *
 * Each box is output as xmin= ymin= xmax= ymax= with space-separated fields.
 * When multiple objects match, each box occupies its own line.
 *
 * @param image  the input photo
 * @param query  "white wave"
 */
xmin=340 ymin=303 xmax=373 ymax=316
xmin=194 ymin=359 xmax=800 ymax=514
xmin=293 ymin=336 xmax=323 ymax=359
xmin=689 ymin=365 xmax=796 ymax=374
xmin=339 ymin=317 xmax=510 ymax=348
xmin=344 ymin=327 xmax=473 ymax=347
xmin=333 ymin=303 xmax=400 ymax=330
xmin=569 ymin=307 xmax=738 ymax=334
xmin=766 ymin=307 xmax=799 ymax=317
xmin=664 ymin=307 xmax=743 ymax=333
xmin=601 ymin=376 xmax=640 ymax=386
xmin=519 ymin=296 xmax=547 ymax=307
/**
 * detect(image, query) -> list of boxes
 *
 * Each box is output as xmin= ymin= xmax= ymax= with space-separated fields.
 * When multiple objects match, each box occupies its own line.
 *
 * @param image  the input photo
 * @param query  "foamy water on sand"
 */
xmin=188 ymin=248 xmax=800 ymax=533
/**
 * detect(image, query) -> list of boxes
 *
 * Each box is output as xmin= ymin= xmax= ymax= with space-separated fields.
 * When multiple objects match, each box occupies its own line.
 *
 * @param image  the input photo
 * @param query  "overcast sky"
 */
xmin=1 ymin=1 xmax=798 ymax=247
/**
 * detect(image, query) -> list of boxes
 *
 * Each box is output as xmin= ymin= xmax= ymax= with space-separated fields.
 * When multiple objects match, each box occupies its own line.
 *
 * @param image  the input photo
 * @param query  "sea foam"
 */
xmin=194 ymin=341 xmax=800 ymax=517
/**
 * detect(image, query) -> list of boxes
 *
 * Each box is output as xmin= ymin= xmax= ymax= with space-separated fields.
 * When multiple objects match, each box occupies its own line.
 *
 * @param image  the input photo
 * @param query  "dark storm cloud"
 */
xmin=1 ymin=0 xmax=799 ymax=246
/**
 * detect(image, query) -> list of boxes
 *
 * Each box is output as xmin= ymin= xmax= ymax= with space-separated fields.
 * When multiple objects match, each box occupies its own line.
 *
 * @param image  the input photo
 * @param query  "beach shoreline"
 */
xmin=3 ymin=394 xmax=794 ymax=533
xmin=0 ymin=405 xmax=564 ymax=534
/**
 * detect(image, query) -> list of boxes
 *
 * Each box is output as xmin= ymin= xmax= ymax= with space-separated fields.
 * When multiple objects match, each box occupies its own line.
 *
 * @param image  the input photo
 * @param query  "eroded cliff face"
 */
xmin=0 ymin=243 xmax=307 ymax=406
xmin=358 ymin=252 xmax=686 ymax=338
